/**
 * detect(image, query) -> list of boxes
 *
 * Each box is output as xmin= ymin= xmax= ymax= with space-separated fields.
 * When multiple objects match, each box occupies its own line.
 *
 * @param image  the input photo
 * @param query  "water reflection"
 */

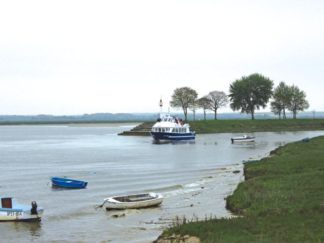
xmin=230 ymin=142 xmax=256 ymax=150
xmin=152 ymin=140 xmax=196 ymax=145
xmin=11 ymin=221 xmax=42 ymax=237
xmin=274 ymin=141 xmax=286 ymax=147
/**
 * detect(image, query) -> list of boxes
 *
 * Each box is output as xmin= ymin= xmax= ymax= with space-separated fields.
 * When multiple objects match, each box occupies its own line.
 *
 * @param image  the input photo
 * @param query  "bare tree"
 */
xmin=207 ymin=91 xmax=228 ymax=120
xmin=271 ymin=100 xmax=283 ymax=119
xmin=190 ymin=101 xmax=198 ymax=121
xmin=197 ymin=96 xmax=210 ymax=120
xmin=170 ymin=87 xmax=198 ymax=121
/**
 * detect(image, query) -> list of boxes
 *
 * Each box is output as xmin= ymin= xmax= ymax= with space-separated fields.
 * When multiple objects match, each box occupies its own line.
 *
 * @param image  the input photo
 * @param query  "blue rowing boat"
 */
xmin=51 ymin=177 xmax=88 ymax=189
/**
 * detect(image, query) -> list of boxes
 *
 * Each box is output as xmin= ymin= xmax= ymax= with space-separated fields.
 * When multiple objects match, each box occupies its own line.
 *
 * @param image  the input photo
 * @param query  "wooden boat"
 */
xmin=103 ymin=192 xmax=163 ymax=210
xmin=0 ymin=197 xmax=44 ymax=222
xmin=51 ymin=177 xmax=88 ymax=189
xmin=231 ymin=135 xmax=255 ymax=143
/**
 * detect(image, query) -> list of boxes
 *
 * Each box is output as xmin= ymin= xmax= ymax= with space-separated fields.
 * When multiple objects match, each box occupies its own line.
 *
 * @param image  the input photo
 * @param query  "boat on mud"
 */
xmin=102 ymin=192 xmax=163 ymax=210
xmin=51 ymin=177 xmax=88 ymax=189
xmin=0 ymin=197 xmax=43 ymax=222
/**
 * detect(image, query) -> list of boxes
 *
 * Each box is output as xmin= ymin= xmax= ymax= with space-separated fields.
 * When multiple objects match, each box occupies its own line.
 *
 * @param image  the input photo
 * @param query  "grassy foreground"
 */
xmin=159 ymin=136 xmax=324 ymax=242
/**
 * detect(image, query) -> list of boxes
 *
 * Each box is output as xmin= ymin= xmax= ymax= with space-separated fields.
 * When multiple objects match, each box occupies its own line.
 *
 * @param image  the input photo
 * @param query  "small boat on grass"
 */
xmin=0 ymin=197 xmax=43 ymax=222
xmin=100 ymin=192 xmax=163 ymax=210
xmin=231 ymin=135 xmax=255 ymax=144
xmin=51 ymin=177 xmax=88 ymax=189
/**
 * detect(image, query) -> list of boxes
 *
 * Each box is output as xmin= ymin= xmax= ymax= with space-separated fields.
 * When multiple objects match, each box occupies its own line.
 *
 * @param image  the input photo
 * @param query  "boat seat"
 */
xmin=115 ymin=195 xmax=153 ymax=202
xmin=129 ymin=197 xmax=152 ymax=202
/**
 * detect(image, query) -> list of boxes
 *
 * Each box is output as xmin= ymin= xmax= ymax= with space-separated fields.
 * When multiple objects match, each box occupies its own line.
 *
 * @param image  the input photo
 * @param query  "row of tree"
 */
xmin=271 ymin=82 xmax=309 ymax=119
xmin=169 ymin=73 xmax=309 ymax=121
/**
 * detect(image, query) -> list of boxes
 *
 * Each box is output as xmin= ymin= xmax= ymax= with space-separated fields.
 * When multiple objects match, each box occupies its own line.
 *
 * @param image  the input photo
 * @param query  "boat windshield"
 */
xmin=162 ymin=117 xmax=174 ymax=122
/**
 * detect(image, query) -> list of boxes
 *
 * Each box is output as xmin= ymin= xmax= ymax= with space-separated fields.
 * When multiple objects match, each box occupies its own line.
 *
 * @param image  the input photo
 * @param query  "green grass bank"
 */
xmin=189 ymin=118 xmax=324 ymax=133
xmin=157 ymin=136 xmax=324 ymax=242
xmin=120 ymin=118 xmax=324 ymax=136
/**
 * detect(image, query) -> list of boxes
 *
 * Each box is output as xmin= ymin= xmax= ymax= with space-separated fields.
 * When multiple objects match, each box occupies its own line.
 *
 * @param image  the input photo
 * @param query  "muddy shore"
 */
xmin=97 ymin=164 xmax=244 ymax=243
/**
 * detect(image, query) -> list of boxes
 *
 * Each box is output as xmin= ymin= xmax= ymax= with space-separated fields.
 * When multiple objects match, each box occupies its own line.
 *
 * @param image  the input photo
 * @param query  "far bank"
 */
xmin=120 ymin=118 xmax=324 ymax=136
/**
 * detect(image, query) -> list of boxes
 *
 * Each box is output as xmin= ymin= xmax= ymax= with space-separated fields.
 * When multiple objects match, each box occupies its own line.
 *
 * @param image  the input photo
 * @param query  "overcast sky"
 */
xmin=1 ymin=0 xmax=323 ymax=115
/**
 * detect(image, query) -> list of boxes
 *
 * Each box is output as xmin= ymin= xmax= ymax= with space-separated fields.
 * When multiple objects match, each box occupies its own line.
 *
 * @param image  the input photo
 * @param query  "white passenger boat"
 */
xmin=231 ymin=135 xmax=255 ymax=143
xmin=102 ymin=192 xmax=163 ymax=210
xmin=150 ymin=114 xmax=195 ymax=142
xmin=0 ymin=197 xmax=44 ymax=222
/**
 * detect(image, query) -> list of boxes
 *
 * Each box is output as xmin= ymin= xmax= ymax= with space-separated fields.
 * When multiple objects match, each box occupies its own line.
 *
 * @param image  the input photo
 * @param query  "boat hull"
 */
xmin=151 ymin=132 xmax=195 ymax=141
xmin=231 ymin=136 xmax=255 ymax=143
xmin=0 ymin=209 xmax=43 ymax=222
xmin=51 ymin=177 xmax=88 ymax=189
xmin=104 ymin=193 xmax=163 ymax=210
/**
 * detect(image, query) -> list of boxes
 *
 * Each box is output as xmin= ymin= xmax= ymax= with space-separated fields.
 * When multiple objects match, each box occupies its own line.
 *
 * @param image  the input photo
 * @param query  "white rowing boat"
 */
xmin=102 ymin=192 xmax=163 ymax=210
xmin=231 ymin=135 xmax=255 ymax=143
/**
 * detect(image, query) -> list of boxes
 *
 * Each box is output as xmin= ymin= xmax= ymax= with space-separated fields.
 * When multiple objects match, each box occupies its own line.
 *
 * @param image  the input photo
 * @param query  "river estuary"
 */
xmin=0 ymin=124 xmax=322 ymax=242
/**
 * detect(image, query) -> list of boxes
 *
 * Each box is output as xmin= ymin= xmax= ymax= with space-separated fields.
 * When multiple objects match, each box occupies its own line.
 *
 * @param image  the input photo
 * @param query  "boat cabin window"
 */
xmin=1 ymin=198 xmax=12 ymax=208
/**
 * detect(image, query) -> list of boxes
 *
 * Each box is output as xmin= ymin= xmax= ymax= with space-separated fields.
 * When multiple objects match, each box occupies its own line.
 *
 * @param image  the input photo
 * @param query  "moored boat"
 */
xmin=0 ymin=197 xmax=43 ymax=222
xmin=102 ymin=192 xmax=163 ymax=210
xmin=51 ymin=177 xmax=88 ymax=189
xmin=231 ymin=135 xmax=255 ymax=143
xmin=150 ymin=114 xmax=195 ymax=142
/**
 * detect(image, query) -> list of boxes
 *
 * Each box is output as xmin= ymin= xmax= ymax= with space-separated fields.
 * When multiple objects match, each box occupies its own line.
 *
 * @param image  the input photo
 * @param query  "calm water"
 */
xmin=0 ymin=124 xmax=322 ymax=242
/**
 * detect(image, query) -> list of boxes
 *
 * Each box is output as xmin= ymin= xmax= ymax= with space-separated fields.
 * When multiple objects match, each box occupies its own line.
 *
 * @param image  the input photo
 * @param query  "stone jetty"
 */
xmin=118 ymin=122 xmax=154 ymax=136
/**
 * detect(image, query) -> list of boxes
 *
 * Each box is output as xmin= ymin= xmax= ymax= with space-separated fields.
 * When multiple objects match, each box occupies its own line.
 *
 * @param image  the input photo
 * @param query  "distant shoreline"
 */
xmin=0 ymin=121 xmax=142 ymax=126
xmin=1 ymin=111 xmax=323 ymax=125
xmin=2 ymin=118 xmax=324 ymax=136
xmin=120 ymin=118 xmax=324 ymax=136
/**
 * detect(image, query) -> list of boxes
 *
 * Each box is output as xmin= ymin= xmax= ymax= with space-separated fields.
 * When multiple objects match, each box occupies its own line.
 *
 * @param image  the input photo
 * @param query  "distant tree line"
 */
xmin=170 ymin=73 xmax=309 ymax=121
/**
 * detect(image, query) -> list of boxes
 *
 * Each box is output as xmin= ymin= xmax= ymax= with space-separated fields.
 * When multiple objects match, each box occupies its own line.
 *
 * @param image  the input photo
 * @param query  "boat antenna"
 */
xmin=159 ymin=97 xmax=163 ymax=117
